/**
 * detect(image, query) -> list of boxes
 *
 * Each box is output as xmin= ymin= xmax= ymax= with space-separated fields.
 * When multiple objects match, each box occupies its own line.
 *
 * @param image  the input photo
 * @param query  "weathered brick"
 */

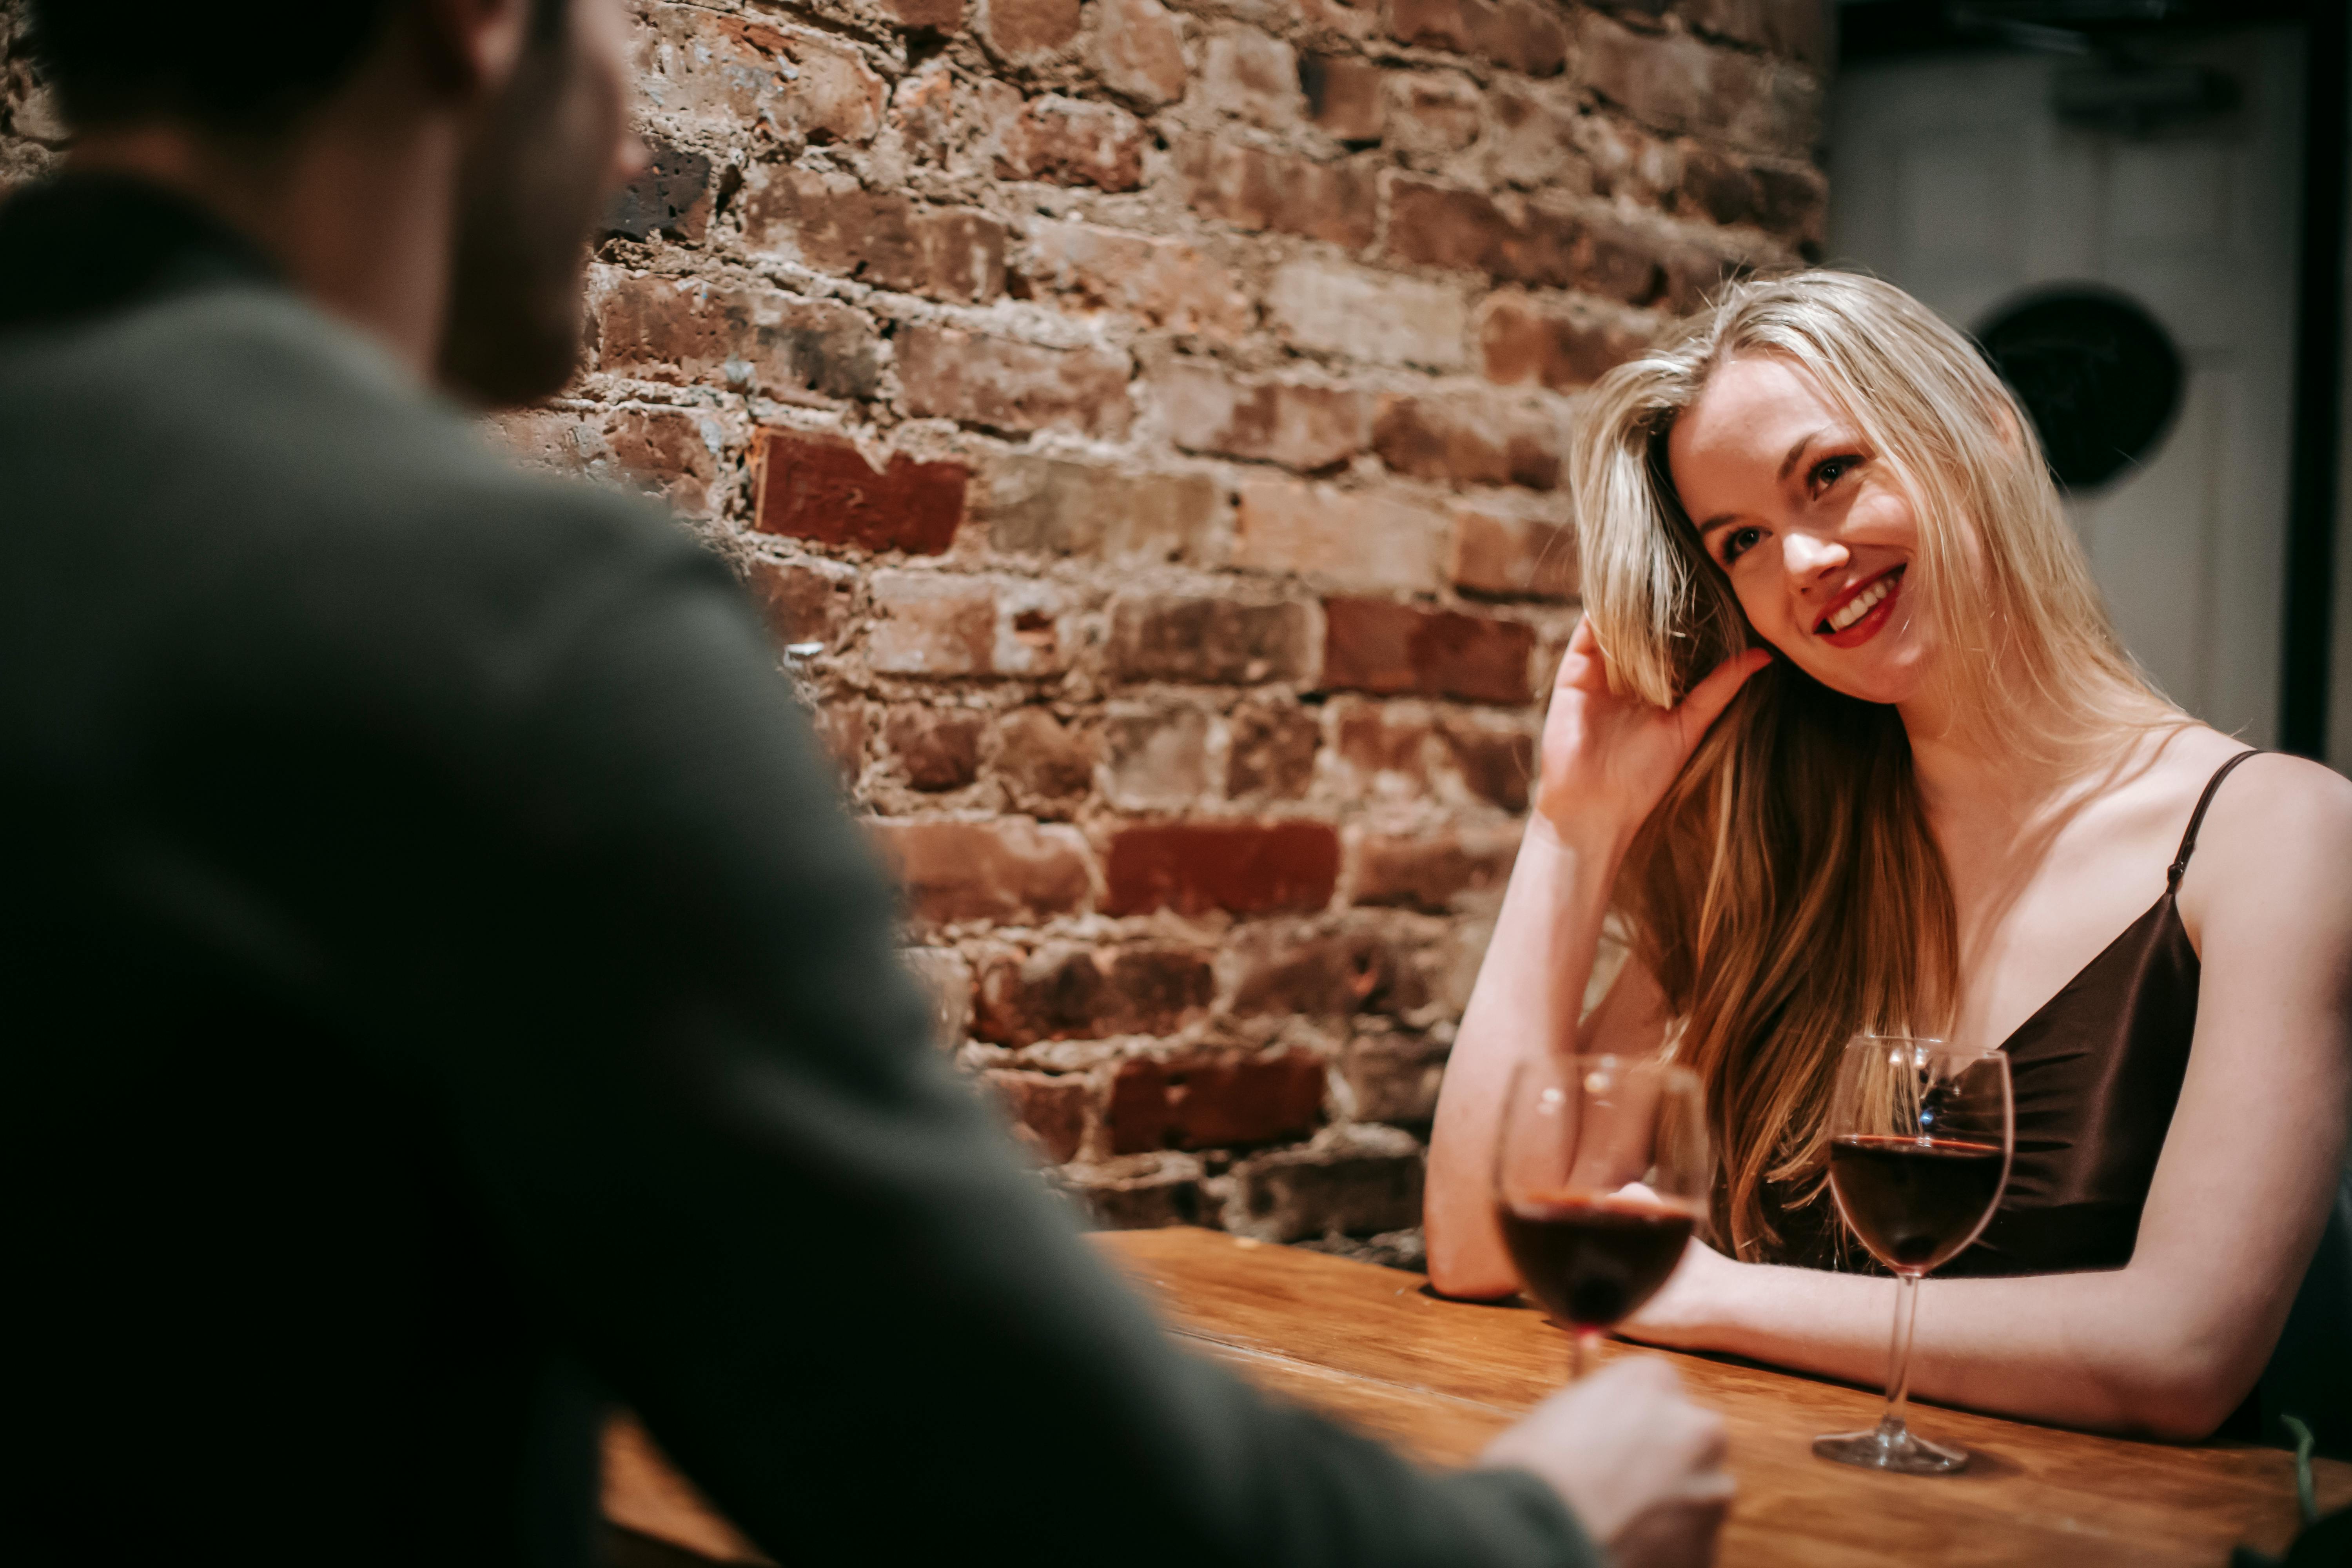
xmin=814 ymin=701 xmax=872 ymax=784
xmin=1091 ymin=0 xmax=1189 ymax=107
xmin=1384 ymin=177 xmax=1665 ymax=303
xmin=896 ymin=324 xmax=1134 ymax=438
xmin=1340 ymin=1033 xmax=1450 ymax=1126
xmin=1685 ymin=0 xmax=1832 ymax=67
xmin=592 ymin=273 xmax=881 ymax=399
xmin=869 ymin=817 xmax=1095 ymax=925
xmin=976 ymin=943 xmax=1217 ymax=1045
xmin=1388 ymin=0 xmax=1567 ymax=76
xmin=1448 ymin=506 xmax=1577 ymax=599
xmin=1156 ymin=363 xmax=1369 ymax=472
xmin=1333 ymin=702 xmax=1442 ymax=796
xmin=1105 ymin=821 xmax=1341 ymax=916
xmin=866 ymin=573 xmax=996 ymax=676
xmin=1064 ymin=1158 xmax=1204 ymax=1228
xmin=633 ymin=7 xmax=886 ymax=146
xmin=1109 ymin=1051 xmax=1327 ymax=1153
xmin=1225 ymin=702 xmax=1321 ymax=799
xmin=882 ymin=0 xmax=965 ymax=31
xmin=1300 ymin=53 xmax=1385 ymax=142
xmin=1232 ymin=925 xmax=1427 ymax=1017
xmin=742 ymin=165 xmax=1007 ymax=303
xmin=987 ymin=1070 xmax=1091 ymax=1163
xmin=1106 ymin=596 xmax=1317 ymax=685
xmin=744 ymin=557 xmax=858 ymax=649
xmin=1104 ymin=708 xmax=1212 ymax=809
xmin=1023 ymin=221 xmax=1253 ymax=339
xmin=1372 ymin=392 xmax=1564 ymax=490
xmin=604 ymin=407 xmax=726 ymax=518
xmin=1225 ymin=1124 xmax=1424 ymax=1241
xmin=1576 ymin=7 xmax=1821 ymax=157
xmin=1351 ymin=828 xmax=1520 ymax=912
xmin=980 ymin=0 xmax=1080 ymax=56
xmin=884 ymin=706 xmax=987 ymax=791
xmin=1201 ymin=28 xmax=1303 ymax=129
xmin=996 ymin=94 xmax=1148 ymax=190
xmin=1265 ymin=258 xmax=1468 ymax=371
xmin=1476 ymin=291 xmax=1651 ymax=391
xmin=605 ymin=136 xmax=715 ymax=242
xmin=1177 ymin=138 xmax=1378 ymax=251
xmin=754 ymin=429 xmax=969 ymax=554
xmin=1322 ymin=597 xmax=1536 ymax=704
xmin=979 ymin=455 xmax=1221 ymax=563
xmin=1437 ymin=715 xmax=1536 ymax=810
xmin=992 ymin=708 xmax=1098 ymax=807
xmin=904 ymin=944 xmax=975 ymax=1048
xmin=1386 ymin=71 xmax=1483 ymax=156
xmin=1490 ymin=79 xmax=1590 ymax=193
xmin=1232 ymin=477 xmax=1445 ymax=594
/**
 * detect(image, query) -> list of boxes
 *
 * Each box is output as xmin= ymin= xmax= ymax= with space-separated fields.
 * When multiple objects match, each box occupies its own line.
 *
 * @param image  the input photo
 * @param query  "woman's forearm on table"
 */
xmin=1425 ymin=826 xmax=1624 ymax=1298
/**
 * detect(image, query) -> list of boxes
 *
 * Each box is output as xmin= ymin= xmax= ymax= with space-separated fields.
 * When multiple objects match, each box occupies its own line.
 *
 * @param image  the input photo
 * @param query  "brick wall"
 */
xmin=0 ymin=0 xmax=1826 ymax=1264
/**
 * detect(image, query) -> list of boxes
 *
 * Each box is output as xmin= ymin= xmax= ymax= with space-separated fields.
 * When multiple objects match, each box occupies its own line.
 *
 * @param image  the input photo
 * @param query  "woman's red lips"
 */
xmin=1815 ymin=567 xmax=1904 ymax=649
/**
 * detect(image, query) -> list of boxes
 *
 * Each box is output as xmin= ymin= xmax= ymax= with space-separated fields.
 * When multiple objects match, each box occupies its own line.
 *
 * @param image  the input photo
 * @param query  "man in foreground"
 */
xmin=0 ymin=2 xmax=1732 ymax=1562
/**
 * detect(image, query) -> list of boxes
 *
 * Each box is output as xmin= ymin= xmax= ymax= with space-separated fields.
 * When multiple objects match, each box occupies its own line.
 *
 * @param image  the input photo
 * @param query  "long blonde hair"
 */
xmin=1571 ymin=271 xmax=2174 ymax=1259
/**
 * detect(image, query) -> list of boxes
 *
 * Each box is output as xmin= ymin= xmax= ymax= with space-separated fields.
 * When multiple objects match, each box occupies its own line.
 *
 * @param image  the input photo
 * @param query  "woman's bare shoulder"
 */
xmin=2172 ymin=728 xmax=2352 ymax=925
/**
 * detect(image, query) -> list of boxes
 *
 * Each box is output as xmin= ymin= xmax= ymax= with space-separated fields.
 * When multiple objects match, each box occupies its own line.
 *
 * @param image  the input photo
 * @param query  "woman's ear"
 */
xmin=411 ymin=0 xmax=535 ymax=101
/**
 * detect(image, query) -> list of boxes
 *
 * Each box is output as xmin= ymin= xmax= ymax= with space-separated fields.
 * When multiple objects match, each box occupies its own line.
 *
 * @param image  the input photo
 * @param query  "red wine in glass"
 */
xmin=1814 ymin=1036 xmax=2013 ymax=1476
xmin=1492 ymin=1055 xmax=1710 ymax=1377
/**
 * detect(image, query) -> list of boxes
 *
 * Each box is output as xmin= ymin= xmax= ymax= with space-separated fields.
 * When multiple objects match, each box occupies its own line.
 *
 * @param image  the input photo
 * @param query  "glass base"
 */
xmin=1812 ymin=1417 xmax=1970 ymax=1475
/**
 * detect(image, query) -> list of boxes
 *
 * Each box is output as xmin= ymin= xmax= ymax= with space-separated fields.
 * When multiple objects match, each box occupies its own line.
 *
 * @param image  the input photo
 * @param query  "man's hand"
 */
xmin=1478 ymin=1358 xmax=1733 ymax=1568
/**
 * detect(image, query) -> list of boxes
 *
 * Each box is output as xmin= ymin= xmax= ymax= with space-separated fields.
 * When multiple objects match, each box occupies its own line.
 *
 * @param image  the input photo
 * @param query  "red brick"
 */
xmin=1576 ymin=7 xmax=1821 ymax=157
xmin=1023 ymin=221 xmax=1253 ymax=339
xmin=1322 ymin=597 xmax=1535 ymax=704
xmin=1233 ymin=477 xmax=1444 ymax=593
xmin=592 ymin=273 xmax=881 ymax=399
xmin=1476 ymin=290 xmax=1651 ymax=391
xmin=991 ymin=708 xmax=1098 ymax=808
xmin=1372 ymin=393 xmax=1563 ymax=490
xmin=1225 ymin=703 xmax=1321 ymax=799
xmin=635 ymin=9 xmax=886 ymax=146
xmin=1091 ymin=0 xmax=1189 ymax=107
xmin=1231 ymin=926 xmax=1427 ymax=1016
xmin=1490 ymin=79 xmax=1590 ymax=193
xmin=1265 ymin=258 xmax=1469 ymax=371
xmin=1108 ymin=1051 xmax=1327 ymax=1154
xmin=1383 ymin=177 xmax=1665 ymax=303
xmin=1104 ymin=708 xmax=1212 ymax=809
xmin=1386 ymin=71 xmax=1482 ymax=156
xmin=1177 ymin=138 xmax=1378 ymax=250
xmin=1341 ymin=1034 xmax=1450 ymax=1126
xmin=881 ymin=0 xmax=965 ymax=30
xmin=754 ymin=429 xmax=968 ymax=554
xmin=1106 ymin=597 xmax=1317 ymax=685
xmin=1334 ymin=703 xmax=1441 ymax=794
xmin=896 ymin=324 xmax=1134 ymax=438
xmin=987 ymin=1070 xmax=1090 ymax=1163
xmin=1350 ymin=828 xmax=1520 ymax=913
xmin=1438 ymin=715 xmax=1536 ymax=810
xmin=975 ymin=943 xmax=1217 ymax=1045
xmin=1105 ymin=821 xmax=1341 ymax=916
xmin=605 ymin=136 xmax=715 ymax=242
xmin=744 ymin=557 xmax=858 ymax=649
xmin=1155 ymin=363 xmax=1369 ymax=472
xmin=868 ymin=572 xmax=1067 ymax=679
xmin=995 ymin=94 xmax=1147 ymax=190
xmin=980 ymin=0 xmax=1080 ymax=55
xmin=883 ymin=706 xmax=986 ymax=791
xmin=869 ymin=817 xmax=1095 ymax=925
xmin=1448 ymin=506 xmax=1577 ymax=599
xmin=1388 ymin=0 xmax=1566 ymax=76
xmin=1300 ymin=53 xmax=1385 ymax=142
xmin=1201 ymin=29 xmax=1304 ymax=129
xmin=742 ymin=166 xmax=1006 ymax=303
xmin=980 ymin=455 xmax=1221 ymax=563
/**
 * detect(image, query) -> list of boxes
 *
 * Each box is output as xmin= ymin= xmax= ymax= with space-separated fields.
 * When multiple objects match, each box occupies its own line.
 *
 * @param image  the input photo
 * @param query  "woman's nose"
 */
xmin=1781 ymin=532 xmax=1849 ymax=581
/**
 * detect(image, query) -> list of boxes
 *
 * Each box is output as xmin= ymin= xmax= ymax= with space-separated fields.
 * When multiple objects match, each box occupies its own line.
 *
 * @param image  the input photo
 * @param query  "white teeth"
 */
xmin=1826 ymin=575 xmax=1894 ymax=632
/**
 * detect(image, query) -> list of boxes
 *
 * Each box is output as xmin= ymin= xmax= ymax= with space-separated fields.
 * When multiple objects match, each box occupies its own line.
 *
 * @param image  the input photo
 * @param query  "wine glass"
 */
xmin=1813 ymin=1034 xmax=2013 ymax=1475
xmin=1492 ymin=1054 xmax=1711 ymax=1378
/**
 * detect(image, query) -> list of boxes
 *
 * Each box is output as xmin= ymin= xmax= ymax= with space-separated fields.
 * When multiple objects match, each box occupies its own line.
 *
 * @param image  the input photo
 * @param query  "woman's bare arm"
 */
xmin=1621 ymin=756 xmax=2352 ymax=1438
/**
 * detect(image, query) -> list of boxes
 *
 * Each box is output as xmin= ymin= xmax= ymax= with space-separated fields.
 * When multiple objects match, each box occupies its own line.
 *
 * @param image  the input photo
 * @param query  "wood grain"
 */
xmin=600 ymin=1226 xmax=2349 ymax=1565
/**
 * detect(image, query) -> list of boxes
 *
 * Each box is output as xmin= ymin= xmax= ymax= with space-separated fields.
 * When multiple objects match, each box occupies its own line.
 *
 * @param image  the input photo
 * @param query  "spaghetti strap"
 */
xmin=2167 ymin=749 xmax=2267 ymax=890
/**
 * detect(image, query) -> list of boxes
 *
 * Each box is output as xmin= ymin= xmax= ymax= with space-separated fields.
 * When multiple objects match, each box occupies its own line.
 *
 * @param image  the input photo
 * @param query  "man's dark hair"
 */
xmin=29 ymin=0 xmax=567 ymax=133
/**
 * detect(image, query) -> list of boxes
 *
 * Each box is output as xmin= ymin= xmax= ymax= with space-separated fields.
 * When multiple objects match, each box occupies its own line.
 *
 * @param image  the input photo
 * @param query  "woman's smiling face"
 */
xmin=1667 ymin=353 xmax=1942 ymax=708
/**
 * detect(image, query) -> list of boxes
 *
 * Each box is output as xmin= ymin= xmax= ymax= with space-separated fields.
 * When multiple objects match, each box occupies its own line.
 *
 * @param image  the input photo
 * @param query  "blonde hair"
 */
xmin=1571 ymin=270 xmax=2176 ymax=1259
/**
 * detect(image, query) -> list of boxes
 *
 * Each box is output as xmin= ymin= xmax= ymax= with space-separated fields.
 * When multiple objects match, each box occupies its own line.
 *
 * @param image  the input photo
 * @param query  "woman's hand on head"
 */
xmin=1534 ymin=617 xmax=1771 ymax=855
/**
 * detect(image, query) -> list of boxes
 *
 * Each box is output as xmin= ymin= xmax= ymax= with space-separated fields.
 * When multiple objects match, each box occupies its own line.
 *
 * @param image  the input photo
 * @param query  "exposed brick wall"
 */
xmin=0 ymin=0 xmax=1827 ymax=1265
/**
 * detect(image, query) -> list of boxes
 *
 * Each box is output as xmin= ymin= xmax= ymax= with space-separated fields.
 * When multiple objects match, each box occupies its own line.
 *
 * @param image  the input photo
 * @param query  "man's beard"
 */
xmin=437 ymin=33 xmax=612 ymax=407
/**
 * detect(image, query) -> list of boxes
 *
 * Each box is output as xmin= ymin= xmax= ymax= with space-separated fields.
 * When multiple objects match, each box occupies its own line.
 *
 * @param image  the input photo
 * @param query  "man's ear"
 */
xmin=410 ymin=0 xmax=536 ymax=100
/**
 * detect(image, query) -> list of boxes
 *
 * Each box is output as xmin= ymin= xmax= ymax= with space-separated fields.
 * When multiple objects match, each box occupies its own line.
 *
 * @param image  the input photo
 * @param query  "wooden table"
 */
xmin=605 ymin=1226 xmax=2351 ymax=1566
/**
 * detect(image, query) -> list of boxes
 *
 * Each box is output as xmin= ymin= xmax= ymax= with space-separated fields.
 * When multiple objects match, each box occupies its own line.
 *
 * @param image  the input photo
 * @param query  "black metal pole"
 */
xmin=2279 ymin=0 xmax=2351 ymax=759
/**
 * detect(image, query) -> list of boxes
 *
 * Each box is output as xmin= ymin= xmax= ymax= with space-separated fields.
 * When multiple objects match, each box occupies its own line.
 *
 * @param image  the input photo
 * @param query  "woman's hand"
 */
xmin=1535 ymin=617 xmax=1770 ymax=855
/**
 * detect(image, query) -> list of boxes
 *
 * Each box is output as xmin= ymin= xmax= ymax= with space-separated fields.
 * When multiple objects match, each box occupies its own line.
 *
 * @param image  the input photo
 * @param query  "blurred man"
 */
xmin=0 ymin=3 xmax=1731 ymax=1564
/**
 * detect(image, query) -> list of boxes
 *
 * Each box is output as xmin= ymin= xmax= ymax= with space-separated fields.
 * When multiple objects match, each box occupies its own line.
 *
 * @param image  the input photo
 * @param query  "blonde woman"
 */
xmin=1425 ymin=271 xmax=2352 ymax=1443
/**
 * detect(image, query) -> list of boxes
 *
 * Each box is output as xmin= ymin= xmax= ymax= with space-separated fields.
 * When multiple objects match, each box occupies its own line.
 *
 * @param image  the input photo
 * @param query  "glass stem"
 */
xmin=1572 ymin=1328 xmax=1599 ymax=1381
xmin=1880 ymin=1272 xmax=1922 ymax=1436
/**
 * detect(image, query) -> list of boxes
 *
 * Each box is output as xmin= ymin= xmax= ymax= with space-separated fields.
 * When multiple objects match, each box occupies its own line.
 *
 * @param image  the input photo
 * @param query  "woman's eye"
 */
xmin=1809 ymin=454 xmax=1860 ymax=491
xmin=1721 ymin=526 xmax=1764 ymax=564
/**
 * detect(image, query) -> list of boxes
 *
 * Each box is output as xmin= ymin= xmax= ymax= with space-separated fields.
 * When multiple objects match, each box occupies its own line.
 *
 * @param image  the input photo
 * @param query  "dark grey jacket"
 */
xmin=0 ymin=176 xmax=1595 ymax=1568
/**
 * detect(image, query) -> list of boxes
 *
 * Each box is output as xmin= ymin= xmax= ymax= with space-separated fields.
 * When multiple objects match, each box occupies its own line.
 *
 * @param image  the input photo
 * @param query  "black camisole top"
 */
xmin=1774 ymin=748 xmax=2263 ymax=1278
